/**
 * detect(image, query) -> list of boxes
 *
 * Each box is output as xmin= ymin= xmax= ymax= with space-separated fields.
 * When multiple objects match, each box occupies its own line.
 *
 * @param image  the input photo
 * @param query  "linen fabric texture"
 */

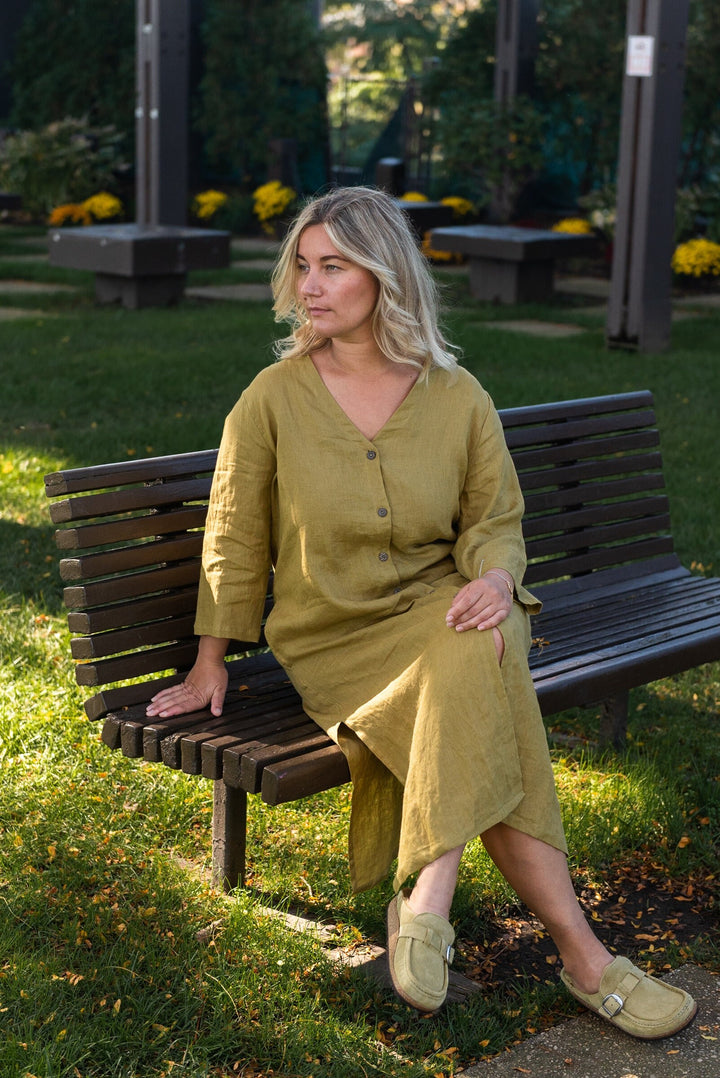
xmin=195 ymin=359 xmax=567 ymax=892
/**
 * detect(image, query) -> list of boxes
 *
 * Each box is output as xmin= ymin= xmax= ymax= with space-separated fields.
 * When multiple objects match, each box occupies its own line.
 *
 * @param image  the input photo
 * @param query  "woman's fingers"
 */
xmin=146 ymin=679 xmax=213 ymax=718
xmin=446 ymin=578 xmax=511 ymax=632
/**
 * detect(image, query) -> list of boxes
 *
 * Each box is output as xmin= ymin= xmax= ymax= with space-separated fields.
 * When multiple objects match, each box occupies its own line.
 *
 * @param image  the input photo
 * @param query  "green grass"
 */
xmin=1 ymin=225 xmax=719 ymax=1077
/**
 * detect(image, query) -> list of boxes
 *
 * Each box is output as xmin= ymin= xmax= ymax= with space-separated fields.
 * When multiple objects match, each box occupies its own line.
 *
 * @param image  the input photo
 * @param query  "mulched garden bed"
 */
xmin=458 ymin=851 xmax=718 ymax=990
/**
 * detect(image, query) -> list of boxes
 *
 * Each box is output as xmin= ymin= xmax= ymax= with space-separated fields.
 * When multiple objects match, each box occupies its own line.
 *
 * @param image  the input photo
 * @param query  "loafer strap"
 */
xmin=399 ymin=922 xmax=455 ymax=965
xmin=600 ymin=968 xmax=644 ymax=1016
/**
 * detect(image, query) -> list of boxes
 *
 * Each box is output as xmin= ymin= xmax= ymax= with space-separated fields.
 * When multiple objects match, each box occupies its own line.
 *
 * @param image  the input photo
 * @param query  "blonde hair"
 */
xmin=271 ymin=186 xmax=459 ymax=373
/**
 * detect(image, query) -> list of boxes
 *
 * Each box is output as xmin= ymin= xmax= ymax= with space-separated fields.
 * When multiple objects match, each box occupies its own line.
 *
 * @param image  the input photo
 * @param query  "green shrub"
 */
xmin=0 ymin=118 xmax=128 ymax=221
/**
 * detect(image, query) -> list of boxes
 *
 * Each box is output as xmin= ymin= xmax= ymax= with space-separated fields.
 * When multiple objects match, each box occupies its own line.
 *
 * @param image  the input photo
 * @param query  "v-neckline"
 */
xmin=306 ymin=356 xmax=424 ymax=443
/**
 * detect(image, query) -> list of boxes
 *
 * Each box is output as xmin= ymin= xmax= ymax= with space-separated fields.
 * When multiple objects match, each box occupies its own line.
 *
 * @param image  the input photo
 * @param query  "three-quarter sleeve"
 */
xmin=194 ymin=393 xmax=276 ymax=641
xmin=452 ymin=394 xmax=541 ymax=613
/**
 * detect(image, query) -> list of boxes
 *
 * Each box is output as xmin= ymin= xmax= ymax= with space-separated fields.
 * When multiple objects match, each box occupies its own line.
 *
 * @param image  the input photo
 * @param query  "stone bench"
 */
xmin=48 ymin=223 xmax=231 ymax=309
xmin=429 ymin=224 xmax=598 ymax=304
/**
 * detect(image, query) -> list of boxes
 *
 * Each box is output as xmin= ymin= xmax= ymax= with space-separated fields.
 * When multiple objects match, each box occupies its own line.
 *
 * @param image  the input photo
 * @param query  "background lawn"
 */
xmin=1 ymin=229 xmax=718 ymax=1077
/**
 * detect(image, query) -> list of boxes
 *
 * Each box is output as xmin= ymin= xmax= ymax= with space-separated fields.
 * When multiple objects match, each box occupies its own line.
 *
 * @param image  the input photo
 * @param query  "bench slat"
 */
xmin=523 ymin=473 xmax=665 ymax=518
xmin=533 ymin=613 xmax=720 ymax=715
xmin=44 ymin=449 xmax=218 ymax=496
xmin=160 ymin=706 xmax=310 ymax=770
xmin=511 ymin=430 xmax=660 ymax=471
xmin=239 ymin=726 xmax=333 ymax=794
xmin=524 ymin=536 xmax=675 ymax=585
xmin=526 ymin=513 xmax=672 ymax=560
xmin=532 ymin=575 xmax=720 ymax=650
xmin=70 ymin=614 xmax=198 ymax=660
xmin=179 ymin=693 xmax=303 ymax=773
xmin=261 ymin=745 xmax=351 ymax=805
xmin=522 ymin=495 xmax=669 ymax=538
xmin=503 ymin=408 xmax=657 ymax=450
xmin=63 ymin=561 xmax=201 ymax=609
xmin=499 ymin=390 xmax=654 ymax=426
xmin=75 ymin=640 xmax=200 ymax=686
xmin=54 ymin=505 xmax=208 ymax=550
xmin=49 ymin=477 xmax=212 ymax=524
xmin=67 ymin=586 xmax=199 ymax=634
xmin=517 ymin=453 xmax=665 ymax=493
xmin=60 ymin=533 xmax=204 ymax=581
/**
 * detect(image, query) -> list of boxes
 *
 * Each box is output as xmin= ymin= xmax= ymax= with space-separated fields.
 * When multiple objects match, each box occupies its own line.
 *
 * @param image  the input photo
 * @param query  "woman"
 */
xmin=147 ymin=187 xmax=695 ymax=1034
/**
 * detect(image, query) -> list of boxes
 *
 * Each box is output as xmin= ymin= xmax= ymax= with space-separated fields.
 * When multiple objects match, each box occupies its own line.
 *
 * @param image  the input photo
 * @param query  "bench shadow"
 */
xmin=0 ymin=517 xmax=66 ymax=614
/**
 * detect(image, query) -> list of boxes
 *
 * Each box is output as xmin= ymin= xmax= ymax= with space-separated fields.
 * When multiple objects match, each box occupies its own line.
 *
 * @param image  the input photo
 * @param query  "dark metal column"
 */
xmin=491 ymin=0 xmax=540 ymax=220
xmin=606 ymin=0 xmax=690 ymax=352
xmin=49 ymin=0 xmax=229 ymax=308
xmin=494 ymin=0 xmax=540 ymax=105
xmin=136 ymin=0 xmax=189 ymax=227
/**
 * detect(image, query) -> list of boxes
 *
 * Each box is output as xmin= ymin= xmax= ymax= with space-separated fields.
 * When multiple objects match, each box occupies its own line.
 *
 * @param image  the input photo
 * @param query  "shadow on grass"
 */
xmin=0 ymin=517 xmax=65 ymax=612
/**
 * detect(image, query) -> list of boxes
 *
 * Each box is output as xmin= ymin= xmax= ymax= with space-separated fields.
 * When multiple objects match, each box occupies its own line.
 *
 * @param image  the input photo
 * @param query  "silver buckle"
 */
xmin=601 ymin=992 xmax=624 ymax=1017
xmin=445 ymin=944 xmax=455 ymax=965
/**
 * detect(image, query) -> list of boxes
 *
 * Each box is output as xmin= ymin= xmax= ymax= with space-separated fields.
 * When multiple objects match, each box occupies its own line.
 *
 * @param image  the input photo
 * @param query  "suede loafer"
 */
xmin=561 ymin=955 xmax=697 ymax=1040
xmin=386 ymin=889 xmax=455 ymax=1013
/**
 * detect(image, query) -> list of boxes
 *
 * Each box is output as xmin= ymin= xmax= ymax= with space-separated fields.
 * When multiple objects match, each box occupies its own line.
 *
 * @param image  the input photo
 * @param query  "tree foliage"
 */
xmin=196 ymin=0 xmax=329 ymax=192
xmin=8 ymin=0 xmax=135 ymax=150
xmin=424 ymin=0 xmax=720 ymax=213
xmin=533 ymin=0 xmax=626 ymax=193
xmin=323 ymin=0 xmax=454 ymax=80
xmin=683 ymin=0 xmax=720 ymax=187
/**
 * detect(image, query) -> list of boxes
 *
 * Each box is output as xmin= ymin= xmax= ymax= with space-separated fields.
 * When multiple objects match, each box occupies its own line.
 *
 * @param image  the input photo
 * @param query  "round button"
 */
xmin=366 ymin=450 xmax=377 ymax=460
xmin=377 ymin=507 xmax=388 ymax=518
xmin=378 ymin=552 xmax=389 ymax=562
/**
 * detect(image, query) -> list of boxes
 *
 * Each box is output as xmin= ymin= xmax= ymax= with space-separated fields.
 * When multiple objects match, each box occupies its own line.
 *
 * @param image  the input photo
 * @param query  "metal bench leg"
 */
xmin=599 ymin=692 xmax=629 ymax=748
xmin=211 ymin=780 xmax=247 ymax=891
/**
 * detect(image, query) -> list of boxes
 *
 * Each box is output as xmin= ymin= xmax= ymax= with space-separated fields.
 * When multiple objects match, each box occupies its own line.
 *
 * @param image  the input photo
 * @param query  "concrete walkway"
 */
xmin=0 ymin=278 xmax=75 ymax=320
xmin=0 ymin=305 xmax=57 ymax=320
xmin=464 ymin=964 xmax=719 ymax=1078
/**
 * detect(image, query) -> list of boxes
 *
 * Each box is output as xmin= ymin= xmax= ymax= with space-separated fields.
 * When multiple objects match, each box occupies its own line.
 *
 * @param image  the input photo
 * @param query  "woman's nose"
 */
xmin=300 ymin=269 xmax=321 ymax=297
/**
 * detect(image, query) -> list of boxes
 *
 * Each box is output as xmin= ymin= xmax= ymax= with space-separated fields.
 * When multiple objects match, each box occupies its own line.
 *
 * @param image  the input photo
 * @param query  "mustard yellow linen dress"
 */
xmin=195 ymin=358 xmax=567 ymax=892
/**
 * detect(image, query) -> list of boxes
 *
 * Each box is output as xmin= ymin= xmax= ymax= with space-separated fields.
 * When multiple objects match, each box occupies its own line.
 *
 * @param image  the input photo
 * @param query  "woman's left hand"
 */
xmin=446 ymin=575 xmax=513 ymax=632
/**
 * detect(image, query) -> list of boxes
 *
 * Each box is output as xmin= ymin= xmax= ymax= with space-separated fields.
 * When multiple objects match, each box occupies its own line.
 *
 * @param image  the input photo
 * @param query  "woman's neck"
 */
xmin=320 ymin=338 xmax=395 ymax=378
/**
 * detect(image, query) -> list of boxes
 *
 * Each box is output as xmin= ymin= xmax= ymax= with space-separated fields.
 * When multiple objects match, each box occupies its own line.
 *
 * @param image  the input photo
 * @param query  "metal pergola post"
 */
xmin=494 ymin=0 xmax=540 ymax=105
xmin=606 ymin=0 xmax=690 ymax=352
xmin=135 ymin=0 xmax=190 ymax=227
xmin=491 ymin=0 xmax=540 ymax=221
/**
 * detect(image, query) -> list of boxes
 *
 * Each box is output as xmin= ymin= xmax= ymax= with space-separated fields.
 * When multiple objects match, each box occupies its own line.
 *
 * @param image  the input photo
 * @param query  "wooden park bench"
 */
xmin=428 ymin=223 xmax=598 ymax=304
xmin=45 ymin=390 xmax=720 ymax=890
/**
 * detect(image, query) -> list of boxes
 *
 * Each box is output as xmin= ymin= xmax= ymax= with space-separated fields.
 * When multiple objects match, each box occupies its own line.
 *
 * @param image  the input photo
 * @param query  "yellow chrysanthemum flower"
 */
xmin=82 ymin=191 xmax=123 ymax=220
xmin=193 ymin=189 xmax=228 ymax=220
xmin=551 ymin=217 xmax=593 ymax=235
xmin=672 ymin=238 xmax=720 ymax=278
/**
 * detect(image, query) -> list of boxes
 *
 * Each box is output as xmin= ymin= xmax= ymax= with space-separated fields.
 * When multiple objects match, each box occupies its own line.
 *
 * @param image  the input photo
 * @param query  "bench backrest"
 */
xmin=45 ymin=389 xmax=677 ymax=721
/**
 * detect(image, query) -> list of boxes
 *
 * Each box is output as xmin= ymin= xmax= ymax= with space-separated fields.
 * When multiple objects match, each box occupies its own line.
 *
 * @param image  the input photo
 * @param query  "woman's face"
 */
xmin=296 ymin=224 xmax=379 ymax=344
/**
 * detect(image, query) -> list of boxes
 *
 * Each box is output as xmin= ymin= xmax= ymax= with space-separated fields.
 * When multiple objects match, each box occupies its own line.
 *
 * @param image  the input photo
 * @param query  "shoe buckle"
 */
xmin=600 ymin=992 xmax=624 ymax=1017
xmin=445 ymin=944 xmax=455 ymax=965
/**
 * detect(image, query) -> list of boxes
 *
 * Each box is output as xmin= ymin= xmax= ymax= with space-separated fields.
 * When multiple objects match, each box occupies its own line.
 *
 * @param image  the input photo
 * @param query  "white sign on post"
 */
xmin=626 ymin=35 xmax=655 ymax=78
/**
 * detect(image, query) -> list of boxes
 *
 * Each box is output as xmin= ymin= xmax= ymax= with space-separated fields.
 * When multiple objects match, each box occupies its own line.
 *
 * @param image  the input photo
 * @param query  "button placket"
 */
xmin=364 ymin=446 xmax=398 ymax=584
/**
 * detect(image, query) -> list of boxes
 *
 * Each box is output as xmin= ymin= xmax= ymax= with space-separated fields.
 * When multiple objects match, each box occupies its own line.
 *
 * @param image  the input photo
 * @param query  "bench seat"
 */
xmin=45 ymin=390 xmax=720 ymax=888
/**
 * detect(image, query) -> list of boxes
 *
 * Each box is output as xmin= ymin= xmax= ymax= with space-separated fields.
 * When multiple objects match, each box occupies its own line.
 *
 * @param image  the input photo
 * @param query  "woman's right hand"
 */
xmin=146 ymin=637 xmax=230 ymax=718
